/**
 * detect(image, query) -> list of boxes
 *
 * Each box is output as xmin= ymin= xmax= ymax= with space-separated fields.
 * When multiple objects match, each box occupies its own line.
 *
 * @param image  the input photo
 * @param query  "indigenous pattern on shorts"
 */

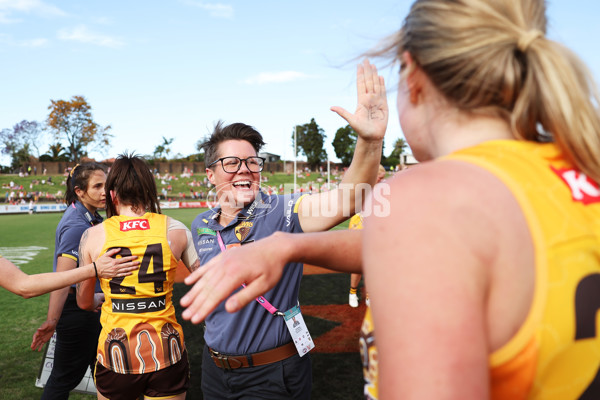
xmin=97 ymin=213 xmax=185 ymax=374
xmin=360 ymin=306 xmax=378 ymax=399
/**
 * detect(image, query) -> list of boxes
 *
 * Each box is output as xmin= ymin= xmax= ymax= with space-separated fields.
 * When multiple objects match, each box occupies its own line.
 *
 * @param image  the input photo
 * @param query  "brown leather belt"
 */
xmin=209 ymin=342 xmax=297 ymax=370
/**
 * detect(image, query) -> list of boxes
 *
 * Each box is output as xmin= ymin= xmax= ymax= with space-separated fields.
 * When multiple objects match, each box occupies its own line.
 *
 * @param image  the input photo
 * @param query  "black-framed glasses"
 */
xmin=207 ymin=156 xmax=266 ymax=173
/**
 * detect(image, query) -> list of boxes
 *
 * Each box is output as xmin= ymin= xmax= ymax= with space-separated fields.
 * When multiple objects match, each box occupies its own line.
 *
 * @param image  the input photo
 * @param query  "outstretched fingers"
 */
xmin=331 ymin=58 xmax=388 ymax=141
xmin=180 ymin=256 xmax=242 ymax=324
xmin=329 ymin=106 xmax=352 ymax=125
xmin=362 ymin=59 xmax=376 ymax=94
xmin=224 ymin=277 xmax=272 ymax=313
xmin=356 ymin=62 xmax=366 ymax=97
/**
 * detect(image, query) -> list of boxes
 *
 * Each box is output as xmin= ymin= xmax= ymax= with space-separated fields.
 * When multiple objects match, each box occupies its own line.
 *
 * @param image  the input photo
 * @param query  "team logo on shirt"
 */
xmin=551 ymin=166 xmax=600 ymax=205
xmin=235 ymin=221 xmax=253 ymax=242
xmin=120 ymin=219 xmax=150 ymax=231
xmin=197 ymin=227 xmax=216 ymax=236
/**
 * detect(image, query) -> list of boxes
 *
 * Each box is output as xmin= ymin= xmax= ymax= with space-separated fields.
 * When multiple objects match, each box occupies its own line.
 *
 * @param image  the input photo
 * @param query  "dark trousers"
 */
xmin=201 ymin=344 xmax=312 ymax=400
xmin=41 ymin=294 xmax=101 ymax=400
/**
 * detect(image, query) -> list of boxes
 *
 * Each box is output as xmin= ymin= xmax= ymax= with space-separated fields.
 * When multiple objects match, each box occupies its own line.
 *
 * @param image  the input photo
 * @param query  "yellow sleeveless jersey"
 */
xmin=359 ymin=140 xmax=600 ymax=399
xmin=446 ymin=140 xmax=600 ymax=399
xmin=97 ymin=212 xmax=185 ymax=374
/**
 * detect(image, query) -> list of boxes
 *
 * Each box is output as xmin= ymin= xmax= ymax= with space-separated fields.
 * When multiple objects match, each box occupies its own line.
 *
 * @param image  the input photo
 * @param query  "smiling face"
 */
xmin=206 ymin=139 xmax=261 ymax=216
xmin=75 ymin=170 xmax=107 ymax=213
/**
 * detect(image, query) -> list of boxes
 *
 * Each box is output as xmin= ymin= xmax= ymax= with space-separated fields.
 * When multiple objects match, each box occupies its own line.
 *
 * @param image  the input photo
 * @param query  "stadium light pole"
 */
xmin=294 ymin=125 xmax=297 ymax=191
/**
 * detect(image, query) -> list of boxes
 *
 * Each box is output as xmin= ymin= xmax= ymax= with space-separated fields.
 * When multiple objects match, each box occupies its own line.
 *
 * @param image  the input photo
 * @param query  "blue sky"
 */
xmin=1 ymin=0 xmax=599 ymax=166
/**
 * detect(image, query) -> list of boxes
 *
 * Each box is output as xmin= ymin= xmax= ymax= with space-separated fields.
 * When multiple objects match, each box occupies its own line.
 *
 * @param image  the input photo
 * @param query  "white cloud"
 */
xmin=92 ymin=16 xmax=112 ymax=25
xmin=0 ymin=32 xmax=47 ymax=46
xmin=57 ymin=25 xmax=124 ymax=48
xmin=243 ymin=71 xmax=312 ymax=85
xmin=0 ymin=0 xmax=67 ymax=19
xmin=20 ymin=37 xmax=46 ymax=46
xmin=181 ymin=0 xmax=233 ymax=19
xmin=0 ymin=11 xmax=19 ymax=23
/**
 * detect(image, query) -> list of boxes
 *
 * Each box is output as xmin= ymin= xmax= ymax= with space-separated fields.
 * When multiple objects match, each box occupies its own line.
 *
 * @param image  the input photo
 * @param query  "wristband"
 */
xmin=93 ymin=261 xmax=98 ymax=279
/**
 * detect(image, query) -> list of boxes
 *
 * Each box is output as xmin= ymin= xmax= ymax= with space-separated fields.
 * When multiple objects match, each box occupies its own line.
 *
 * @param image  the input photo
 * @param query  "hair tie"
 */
xmin=70 ymin=164 xmax=80 ymax=177
xmin=93 ymin=261 xmax=99 ymax=279
xmin=517 ymin=29 xmax=543 ymax=53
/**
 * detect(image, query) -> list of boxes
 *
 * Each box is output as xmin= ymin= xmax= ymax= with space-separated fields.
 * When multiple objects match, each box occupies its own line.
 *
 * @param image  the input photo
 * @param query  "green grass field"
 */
xmin=0 ymin=207 xmax=360 ymax=399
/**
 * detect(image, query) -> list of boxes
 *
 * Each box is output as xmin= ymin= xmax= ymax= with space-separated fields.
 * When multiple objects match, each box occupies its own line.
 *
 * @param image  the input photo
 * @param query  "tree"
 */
xmin=0 ymin=120 xmax=43 ymax=169
xmin=0 ymin=127 xmax=20 ymax=168
xmin=46 ymin=95 xmax=112 ymax=163
xmin=40 ymin=142 xmax=70 ymax=162
xmin=14 ymin=120 xmax=45 ymax=158
xmin=382 ymin=137 xmax=408 ymax=169
xmin=293 ymin=118 xmax=327 ymax=170
xmin=153 ymin=136 xmax=174 ymax=160
xmin=390 ymin=138 xmax=408 ymax=158
xmin=332 ymin=124 xmax=357 ymax=167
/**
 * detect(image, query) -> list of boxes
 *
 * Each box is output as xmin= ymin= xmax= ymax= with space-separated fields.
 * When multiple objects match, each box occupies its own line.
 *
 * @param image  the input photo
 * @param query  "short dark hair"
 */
xmin=65 ymin=162 xmax=107 ymax=206
xmin=201 ymin=120 xmax=266 ymax=167
xmin=105 ymin=154 xmax=161 ymax=218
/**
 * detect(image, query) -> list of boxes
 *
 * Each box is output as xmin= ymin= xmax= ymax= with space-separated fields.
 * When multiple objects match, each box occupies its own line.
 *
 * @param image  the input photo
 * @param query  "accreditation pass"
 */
xmin=283 ymin=305 xmax=315 ymax=356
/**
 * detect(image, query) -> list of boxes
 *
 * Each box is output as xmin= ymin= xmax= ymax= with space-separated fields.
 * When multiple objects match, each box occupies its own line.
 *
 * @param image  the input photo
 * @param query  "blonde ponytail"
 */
xmin=519 ymin=39 xmax=600 ymax=182
xmin=369 ymin=0 xmax=600 ymax=182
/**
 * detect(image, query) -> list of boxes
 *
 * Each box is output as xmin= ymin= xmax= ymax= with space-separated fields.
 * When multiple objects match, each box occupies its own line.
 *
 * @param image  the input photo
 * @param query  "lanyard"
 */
xmin=216 ymin=230 xmax=283 ymax=316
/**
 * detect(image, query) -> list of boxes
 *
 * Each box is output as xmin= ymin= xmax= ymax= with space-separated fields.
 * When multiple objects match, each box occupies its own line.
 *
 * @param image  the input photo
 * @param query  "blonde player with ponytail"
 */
xmin=181 ymin=0 xmax=600 ymax=398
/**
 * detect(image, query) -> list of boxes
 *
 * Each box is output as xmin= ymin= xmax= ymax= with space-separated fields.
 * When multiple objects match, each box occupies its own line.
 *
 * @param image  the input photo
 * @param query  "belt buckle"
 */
xmin=209 ymin=349 xmax=232 ymax=371
xmin=210 ymin=349 xmax=235 ymax=370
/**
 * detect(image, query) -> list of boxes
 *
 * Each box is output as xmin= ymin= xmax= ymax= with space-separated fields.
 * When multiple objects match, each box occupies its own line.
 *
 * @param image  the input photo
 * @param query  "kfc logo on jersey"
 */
xmin=551 ymin=166 xmax=600 ymax=205
xmin=120 ymin=219 xmax=150 ymax=231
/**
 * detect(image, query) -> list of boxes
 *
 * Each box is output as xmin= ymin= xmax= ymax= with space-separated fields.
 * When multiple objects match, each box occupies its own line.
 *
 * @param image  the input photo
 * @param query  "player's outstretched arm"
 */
xmin=299 ymin=59 xmax=387 ymax=232
xmin=0 ymin=249 xmax=137 ymax=300
xmin=180 ymin=229 xmax=362 ymax=324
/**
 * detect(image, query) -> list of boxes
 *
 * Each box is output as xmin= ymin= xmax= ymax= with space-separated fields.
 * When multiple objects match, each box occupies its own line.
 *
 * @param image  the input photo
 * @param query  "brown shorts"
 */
xmin=94 ymin=350 xmax=190 ymax=399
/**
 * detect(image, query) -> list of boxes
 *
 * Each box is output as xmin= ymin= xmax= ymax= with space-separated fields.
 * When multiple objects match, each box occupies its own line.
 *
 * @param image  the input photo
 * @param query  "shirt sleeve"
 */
xmin=55 ymin=226 xmax=86 ymax=264
xmin=277 ymin=193 xmax=307 ymax=234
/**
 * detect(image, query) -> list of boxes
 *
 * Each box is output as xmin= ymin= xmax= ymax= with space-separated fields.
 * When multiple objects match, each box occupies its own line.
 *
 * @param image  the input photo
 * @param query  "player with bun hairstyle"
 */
xmin=77 ymin=154 xmax=198 ymax=400
xmin=32 ymin=162 xmax=138 ymax=399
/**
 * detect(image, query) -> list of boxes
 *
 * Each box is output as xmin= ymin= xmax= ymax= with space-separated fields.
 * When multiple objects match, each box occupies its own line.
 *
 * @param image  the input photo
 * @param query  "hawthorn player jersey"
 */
xmin=446 ymin=140 xmax=600 ymax=399
xmin=97 ymin=212 xmax=185 ymax=374
xmin=360 ymin=140 xmax=600 ymax=399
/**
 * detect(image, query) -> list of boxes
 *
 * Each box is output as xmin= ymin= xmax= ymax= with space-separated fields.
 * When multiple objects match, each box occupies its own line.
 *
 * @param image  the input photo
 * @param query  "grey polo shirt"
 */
xmin=191 ymin=190 xmax=306 ymax=354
